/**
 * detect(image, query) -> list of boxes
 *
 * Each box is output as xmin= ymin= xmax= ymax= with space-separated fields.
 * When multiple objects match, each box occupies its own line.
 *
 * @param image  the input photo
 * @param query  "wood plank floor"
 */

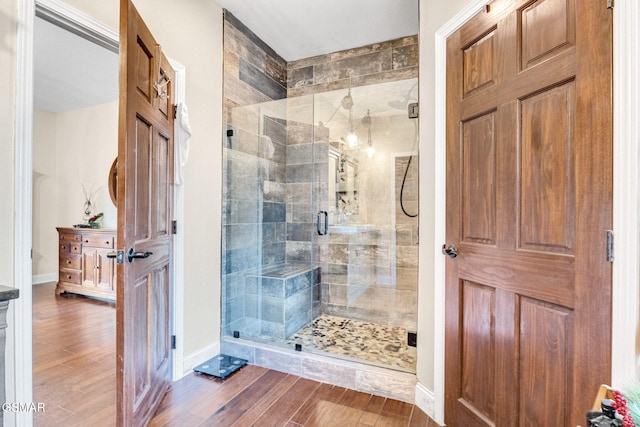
xmin=33 ymin=283 xmax=438 ymax=426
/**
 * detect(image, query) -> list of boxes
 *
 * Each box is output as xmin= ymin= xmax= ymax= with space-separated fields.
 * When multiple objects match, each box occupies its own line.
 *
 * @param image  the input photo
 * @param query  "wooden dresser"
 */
xmin=56 ymin=227 xmax=117 ymax=301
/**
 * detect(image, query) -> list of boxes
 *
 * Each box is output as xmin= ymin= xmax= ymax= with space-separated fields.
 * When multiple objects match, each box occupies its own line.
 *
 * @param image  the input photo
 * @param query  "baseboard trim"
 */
xmin=32 ymin=273 xmax=57 ymax=285
xmin=182 ymin=341 xmax=220 ymax=376
xmin=415 ymin=382 xmax=439 ymax=424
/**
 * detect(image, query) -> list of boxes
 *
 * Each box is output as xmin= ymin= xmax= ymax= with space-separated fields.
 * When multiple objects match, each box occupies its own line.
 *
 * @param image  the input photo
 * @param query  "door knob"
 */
xmin=128 ymin=248 xmax=153 ymax=263
xmin=442 ymin=244 xmax=458 ymax=259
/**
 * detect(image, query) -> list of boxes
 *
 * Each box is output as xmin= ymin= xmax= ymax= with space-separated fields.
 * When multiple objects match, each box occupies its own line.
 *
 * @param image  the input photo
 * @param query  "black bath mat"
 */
xmin=193 ymin=354 xmax=248 ymax=379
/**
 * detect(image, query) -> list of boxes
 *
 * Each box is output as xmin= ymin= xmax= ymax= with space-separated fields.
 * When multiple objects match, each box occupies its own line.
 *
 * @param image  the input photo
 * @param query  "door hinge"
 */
xmin=171 ymin=335 xmax=176 ymax=349
xmin=173 ymin=104 xmax=178 ymax=119
xmin=408 ymin=331 xmax=417 ymax=347
xmin=172 ymin=220 xmax=177 ymax=234
xmin=606 ymin=230 xmax=614 ymax=262
xmin=607 ymin=0 xmax=614 ymax=9
xmin=408 ymin=102 xmax=419 ymax=119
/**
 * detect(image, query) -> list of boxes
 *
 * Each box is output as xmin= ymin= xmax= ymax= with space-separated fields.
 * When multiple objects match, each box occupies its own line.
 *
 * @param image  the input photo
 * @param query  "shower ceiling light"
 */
xmin=366 ymin=145 xmax=375 ymax=159
xmin=346 ymin=132 xmax=358 ymax=148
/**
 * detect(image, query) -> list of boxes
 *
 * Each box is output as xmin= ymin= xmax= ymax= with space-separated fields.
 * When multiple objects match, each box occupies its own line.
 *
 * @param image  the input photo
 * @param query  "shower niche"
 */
xmin=222 ymin=78 xmax=419 ymax=373
xmin=328 ymin=146 xmax=360 ymax=226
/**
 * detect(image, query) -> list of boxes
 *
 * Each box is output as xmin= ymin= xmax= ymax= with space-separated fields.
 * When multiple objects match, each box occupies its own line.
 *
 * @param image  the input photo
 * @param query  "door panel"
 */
xmin=460 ymin=281 xmax=495 ymax=421
xmin=520 ymin=83 xmax=575 ymax=253
xmin=445 ymin=0 xmax=612 ymax=425
xmin=520 ymin=0 xmax=574 ymax=69
xmin=462 ymin=112 xmax=496 ymax=244
xmin=117 ymin=0 xmax=174 ymax=425
xmin=518 ymin=297 xmax=571 ymax=426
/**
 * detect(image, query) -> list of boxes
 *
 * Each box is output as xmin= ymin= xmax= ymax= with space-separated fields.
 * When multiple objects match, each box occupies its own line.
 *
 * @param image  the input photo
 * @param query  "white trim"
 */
xmin=35 ymin=0 xmax=118 ymax=53
xmin=182 ymin=341 xmax=220 ymax=376
xmin=431 ymin=1 xmax=488 ymax=424
xmin=13 ymin=0 xmax=35 ymax=425
xmin=31 ymin=274 xmax=57 ymax=285
xmin=414 ymin=382 xmax=435 ymax=422
xmin=611 ymin=0 xmax=639 ymax=387
xmin=170 ymin=60 xmax=187 ymax=381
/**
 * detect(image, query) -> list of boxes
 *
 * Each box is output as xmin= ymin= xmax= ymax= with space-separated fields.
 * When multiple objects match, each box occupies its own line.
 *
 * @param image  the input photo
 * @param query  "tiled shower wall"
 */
xmin=288 ymin=36 xmax=418 ymax=97
xmin=222 ymin=8 xmax=419 ymax=335
xmin=222 ymin=10 xmax=289 ymax=334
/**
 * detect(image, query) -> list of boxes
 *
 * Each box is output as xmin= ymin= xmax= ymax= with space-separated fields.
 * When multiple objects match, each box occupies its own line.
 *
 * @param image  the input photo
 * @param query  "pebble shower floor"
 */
xmin=284 ymin=314 xmax=416 ymax=371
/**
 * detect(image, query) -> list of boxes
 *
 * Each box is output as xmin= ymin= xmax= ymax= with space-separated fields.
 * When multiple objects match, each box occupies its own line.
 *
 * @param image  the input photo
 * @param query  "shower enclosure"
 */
xmin=222 ymin=78 xmax=419 ymax=373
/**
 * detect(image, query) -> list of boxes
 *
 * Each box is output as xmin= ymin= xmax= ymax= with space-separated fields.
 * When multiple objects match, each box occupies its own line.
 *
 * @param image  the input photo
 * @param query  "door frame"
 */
xmin=428 ymin=0 xmax=639 ymax=424
xmin=13 ymin=0 xmax=186 ymax=423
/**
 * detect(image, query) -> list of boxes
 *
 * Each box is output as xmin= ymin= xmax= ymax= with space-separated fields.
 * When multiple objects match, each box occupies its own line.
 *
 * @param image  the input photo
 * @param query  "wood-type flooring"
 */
xmin=32 ymin=282 xmax=439 ymax=426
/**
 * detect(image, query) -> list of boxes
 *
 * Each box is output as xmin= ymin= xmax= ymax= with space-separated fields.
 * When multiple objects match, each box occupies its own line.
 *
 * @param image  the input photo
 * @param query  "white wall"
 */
xmin=132 ymin=0 xmax=223 ymax=358
xmin=33 ymin=109 xmax=58 ymax=280
xmin=55 ymin=102 xmax=118 ymax=228
xmin=416 ymin=0 xmax=473 ymax=395
xmin=32 ymin=103 xmax=118 ymax=281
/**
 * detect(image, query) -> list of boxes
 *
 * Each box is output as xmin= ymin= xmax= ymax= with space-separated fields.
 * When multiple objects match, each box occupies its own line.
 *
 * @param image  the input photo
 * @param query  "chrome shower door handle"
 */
xmin=442 ymin=244 xmax=458 ymax=259
xmin=317 ymin=211 xmax=328 ymax=235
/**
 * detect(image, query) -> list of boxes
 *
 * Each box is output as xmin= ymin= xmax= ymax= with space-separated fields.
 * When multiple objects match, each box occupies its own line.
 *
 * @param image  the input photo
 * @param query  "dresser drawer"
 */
xmin=82 ymin=235 xmax=115 ymax=248
xmin=60 ymin=254 xmax=81 ymax=270
xmin=69 ymin=242 xmax=82 ymax=254
xmin=59 ymin=242 xmax=82 ymax=254
xmin=59 ymin=270 xmax=81 ymax=285
xmin=60 ymin=233 xmax=82 ymax=242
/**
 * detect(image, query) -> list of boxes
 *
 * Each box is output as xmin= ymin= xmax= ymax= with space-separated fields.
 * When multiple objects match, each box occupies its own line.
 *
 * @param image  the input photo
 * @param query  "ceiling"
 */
xmin=34 ymin=16 xmax=119 ymax=113
xmin=33 ymin=0 xmax=418 ymax=112
xmin=215 ymin=0 xmax=419 ymax=61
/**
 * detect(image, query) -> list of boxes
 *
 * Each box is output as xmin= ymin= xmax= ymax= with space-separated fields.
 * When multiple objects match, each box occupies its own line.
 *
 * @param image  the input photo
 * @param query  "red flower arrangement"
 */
xmin=612 ymin=389 xmax=636 ymax=427
xmin=88 ymin=212 xmax=103 ymax=223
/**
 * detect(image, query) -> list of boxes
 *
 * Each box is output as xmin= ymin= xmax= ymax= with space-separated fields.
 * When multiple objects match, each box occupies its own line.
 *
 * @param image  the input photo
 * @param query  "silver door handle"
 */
xmin=442 ymin=244 xmax=458 ymax=259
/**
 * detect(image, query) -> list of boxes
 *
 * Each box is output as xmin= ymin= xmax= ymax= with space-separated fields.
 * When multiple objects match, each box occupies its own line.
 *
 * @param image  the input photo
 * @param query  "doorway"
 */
xmin=31 ymin=5 xmax=118 ymax=422
xmin=22 ymin=1 xmax=186 ymax=423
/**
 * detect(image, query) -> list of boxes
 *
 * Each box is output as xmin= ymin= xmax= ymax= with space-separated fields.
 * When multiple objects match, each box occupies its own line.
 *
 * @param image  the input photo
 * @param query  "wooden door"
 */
xmin=444 ymin=1 xmax=612 ymax=426
xmin=117 ymin=0 xmax=175 ymax=425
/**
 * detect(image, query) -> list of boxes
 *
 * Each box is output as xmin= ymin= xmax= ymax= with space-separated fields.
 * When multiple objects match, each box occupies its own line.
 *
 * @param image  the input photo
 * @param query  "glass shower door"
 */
xmin=308 ymin=78 xmax=419 ymax=372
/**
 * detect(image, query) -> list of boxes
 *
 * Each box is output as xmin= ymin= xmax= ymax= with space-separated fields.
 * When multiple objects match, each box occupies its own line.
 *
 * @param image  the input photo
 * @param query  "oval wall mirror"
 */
xmin=108 ymin=157 xmax=117 ymax=206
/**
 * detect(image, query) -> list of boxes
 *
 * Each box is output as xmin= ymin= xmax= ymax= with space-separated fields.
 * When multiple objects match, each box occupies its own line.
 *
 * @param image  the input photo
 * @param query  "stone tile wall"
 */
xmin=287 ymin=36 xmax=418 ymax=98
xmin=223 ymin=11 xmax=287 ymax=116
xmin=222 ymin=9 xmax=290 ymax=335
